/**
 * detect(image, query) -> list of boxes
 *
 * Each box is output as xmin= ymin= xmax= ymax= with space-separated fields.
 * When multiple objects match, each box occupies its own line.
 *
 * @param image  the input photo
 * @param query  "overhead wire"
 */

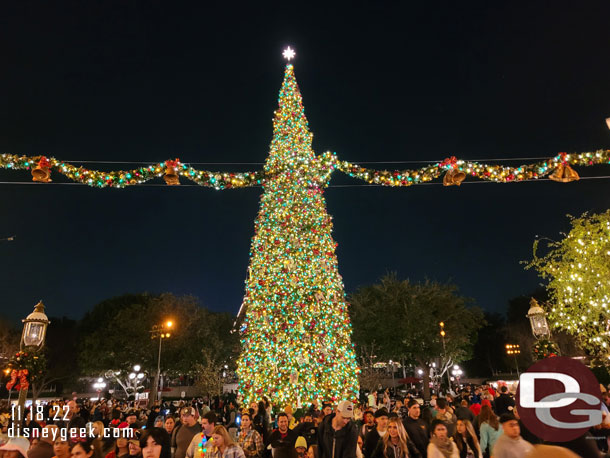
xmin=0 ymin=175 xmax=610 ymax=187
xmin=50 ymin=156 xmax=555 ymax=166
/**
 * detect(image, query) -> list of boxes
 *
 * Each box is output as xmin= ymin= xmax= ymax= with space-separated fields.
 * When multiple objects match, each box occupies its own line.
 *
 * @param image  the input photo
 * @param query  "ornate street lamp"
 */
xmin=14 ymin=301 xmax=50 ymax=430
xmin=527 ymin=298 xmax=550 ymax=338
xmin=21 ymin=301 xmax=50 ymax=350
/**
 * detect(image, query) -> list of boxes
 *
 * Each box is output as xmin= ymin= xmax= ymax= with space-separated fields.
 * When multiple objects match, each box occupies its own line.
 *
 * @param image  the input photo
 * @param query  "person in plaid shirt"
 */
xmin=208 ymin=426 xmax=245 ymax=458
xmin=237 ymin=413 xmax=264 ymax=458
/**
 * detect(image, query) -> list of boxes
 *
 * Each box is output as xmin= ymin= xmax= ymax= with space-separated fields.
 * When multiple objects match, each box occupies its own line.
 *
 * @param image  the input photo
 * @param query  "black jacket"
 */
xmin=363 ymin=429 xmax=381 ymax=458
xmin=293 ymin=421 xmax=318 ymax=447
xmin=266 ymin=428 xmax=297 ymax=450
xmin=402 ymin=417 xmax=428 ymax=458
xmin=493 ymin=394 xmax=515 ymax=416
xmin=317 ymin=413 xmax=358 ymax=458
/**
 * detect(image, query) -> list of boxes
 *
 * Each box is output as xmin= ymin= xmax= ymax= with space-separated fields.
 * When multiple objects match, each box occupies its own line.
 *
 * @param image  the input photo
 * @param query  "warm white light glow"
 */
xmin=133 ymin=365 xmax=141 ymax=372
xmin=606 ymin=117 xmax=610 ymax=130
xmin=283 ymin=47 xmax=295 ymax=61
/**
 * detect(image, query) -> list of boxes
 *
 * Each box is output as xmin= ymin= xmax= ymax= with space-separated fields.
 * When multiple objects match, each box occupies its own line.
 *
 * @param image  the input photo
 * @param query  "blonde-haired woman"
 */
xmin=208 ymin=426 xmax=246 ymax=458
xmin=371 ymin=418 xmax=419 ymax=458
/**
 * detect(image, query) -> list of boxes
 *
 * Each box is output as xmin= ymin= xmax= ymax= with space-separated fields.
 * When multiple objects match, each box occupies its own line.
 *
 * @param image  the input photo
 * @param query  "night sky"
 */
xmin=1 ymin=1 xmax=610 ymax=323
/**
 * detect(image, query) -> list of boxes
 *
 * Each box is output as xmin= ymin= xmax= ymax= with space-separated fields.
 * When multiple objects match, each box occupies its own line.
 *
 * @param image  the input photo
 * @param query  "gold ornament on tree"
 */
xmin=289 ymin=371 xmax=299 ymax=383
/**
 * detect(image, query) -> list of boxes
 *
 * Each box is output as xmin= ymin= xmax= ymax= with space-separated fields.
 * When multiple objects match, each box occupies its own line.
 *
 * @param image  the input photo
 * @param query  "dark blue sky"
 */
xmin=1 ymin=1 xmax=610 ymax=323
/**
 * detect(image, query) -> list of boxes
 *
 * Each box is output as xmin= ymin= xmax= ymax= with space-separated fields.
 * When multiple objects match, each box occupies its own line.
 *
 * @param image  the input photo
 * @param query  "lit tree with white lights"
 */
xmin=527 ymin=210 xmax=610 ymax=359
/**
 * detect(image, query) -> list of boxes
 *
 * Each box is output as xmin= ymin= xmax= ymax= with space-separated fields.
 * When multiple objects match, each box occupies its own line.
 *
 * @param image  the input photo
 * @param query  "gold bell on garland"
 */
xmin=548 ymin=163 xmax=580 ymax=183
xmin=163 ymin=159 xmax=180 ymax=186
xmin=31 ymin=157 xmax=52 ymax=183
xmin=443 ymin=168 xmax=466 ymax=186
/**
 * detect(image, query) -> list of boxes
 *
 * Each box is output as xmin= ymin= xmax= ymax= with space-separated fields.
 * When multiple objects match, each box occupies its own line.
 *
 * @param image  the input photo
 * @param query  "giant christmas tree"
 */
xmin=235 ymin=63 xmax=360 ymax=406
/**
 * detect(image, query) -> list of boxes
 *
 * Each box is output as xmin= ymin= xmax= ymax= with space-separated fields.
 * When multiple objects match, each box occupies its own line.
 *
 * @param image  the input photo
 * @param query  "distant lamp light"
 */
xmin=527 ymin=298 xmax=550 ymax=338
xmin=133 ymin=365 xmax=141 ymax=372
xmin=129 ymin=373 xmax=136 ymax=380
xmin=137 ymin=373 xmax=145 ymax=380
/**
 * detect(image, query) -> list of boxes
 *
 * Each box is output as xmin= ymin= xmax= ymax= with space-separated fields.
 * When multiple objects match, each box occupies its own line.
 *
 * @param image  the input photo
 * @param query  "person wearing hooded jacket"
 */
xmin=317 ymin=402 xmax=358 ymax=458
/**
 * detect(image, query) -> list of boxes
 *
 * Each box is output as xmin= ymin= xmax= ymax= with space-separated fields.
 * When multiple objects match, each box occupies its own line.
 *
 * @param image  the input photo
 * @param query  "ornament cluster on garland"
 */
xmin=532 ymin=339 xmax=560 ymax=360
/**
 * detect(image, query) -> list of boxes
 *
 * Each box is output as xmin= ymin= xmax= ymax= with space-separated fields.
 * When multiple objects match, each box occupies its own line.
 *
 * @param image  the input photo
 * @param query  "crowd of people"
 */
xmin=0 ymin=384 xmax=607 ymax=458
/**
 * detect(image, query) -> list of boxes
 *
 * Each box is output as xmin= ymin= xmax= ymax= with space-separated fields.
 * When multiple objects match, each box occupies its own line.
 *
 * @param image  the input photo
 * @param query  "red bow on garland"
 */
xmin=439 ymin=156 xmax=458 ymax=169
xmin=38 ymin=156 xmax=51 ymax=169
xmin=6 ymin=369 xmax=29 ymax=391
xmin=165 ymin=158 xmax=180 ymax=169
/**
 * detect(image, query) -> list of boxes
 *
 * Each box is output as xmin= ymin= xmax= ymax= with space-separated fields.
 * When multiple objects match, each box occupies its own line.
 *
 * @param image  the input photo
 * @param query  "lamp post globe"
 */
xmin=21 ymin=300 xmax=50 ymax=349
xmin=527 ymin=298 xmax=550 ymax=338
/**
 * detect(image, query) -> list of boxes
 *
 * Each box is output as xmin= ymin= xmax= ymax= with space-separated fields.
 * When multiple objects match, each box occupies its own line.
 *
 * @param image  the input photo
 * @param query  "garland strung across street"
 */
xmin=0 ymin=149 xmax=609 ymax=189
